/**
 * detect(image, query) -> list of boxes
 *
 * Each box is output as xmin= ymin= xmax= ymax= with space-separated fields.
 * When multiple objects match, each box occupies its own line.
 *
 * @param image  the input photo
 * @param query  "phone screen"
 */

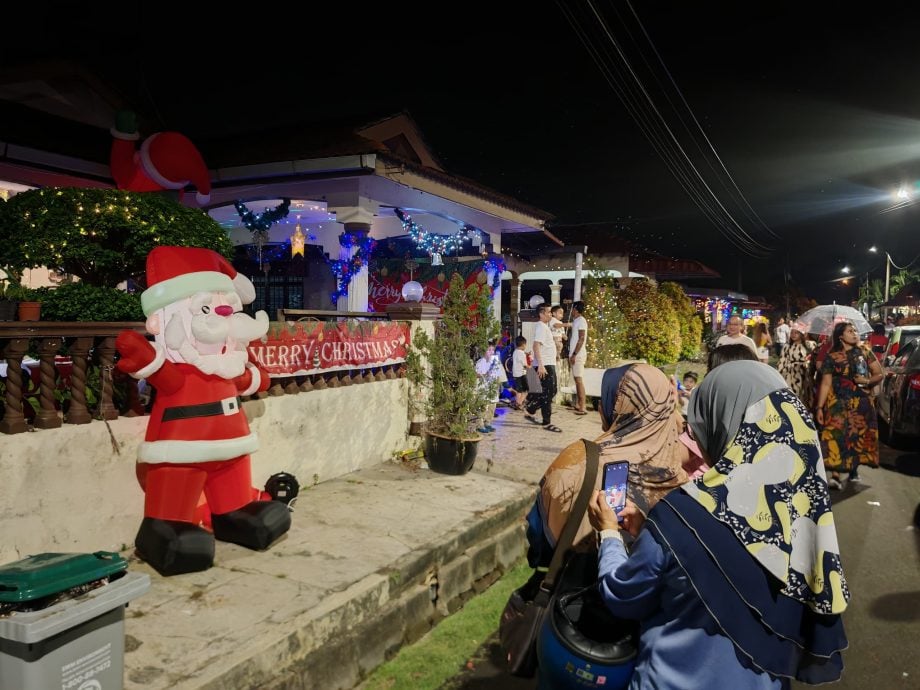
xmin=602 ymin=461 xmax=629 ymax=515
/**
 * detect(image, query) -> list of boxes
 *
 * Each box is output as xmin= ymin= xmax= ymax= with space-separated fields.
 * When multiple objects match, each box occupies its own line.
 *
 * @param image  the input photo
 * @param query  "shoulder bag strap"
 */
xmin=541 ymin=439 xmax=600 ymax=592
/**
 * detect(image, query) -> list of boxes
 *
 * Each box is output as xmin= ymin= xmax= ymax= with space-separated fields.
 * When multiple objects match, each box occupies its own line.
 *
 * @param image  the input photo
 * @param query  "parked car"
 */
xmin=882 ymin=325 xmax=920 ymax=365
xmin=877 ymin=337 xmax=920 ymax=443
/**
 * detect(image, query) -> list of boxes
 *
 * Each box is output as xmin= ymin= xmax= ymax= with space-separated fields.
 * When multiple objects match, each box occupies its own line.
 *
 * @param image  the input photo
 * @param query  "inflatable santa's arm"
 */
xmin=115 ymin=330 xmax=184 ymax=394
xmin=236 ymin=354 xmax=270 ymax=396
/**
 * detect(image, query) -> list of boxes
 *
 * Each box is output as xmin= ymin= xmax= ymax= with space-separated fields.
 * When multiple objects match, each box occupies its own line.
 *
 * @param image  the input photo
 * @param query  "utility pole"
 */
xmin=884 ymin=253 xmax=891 ymax=303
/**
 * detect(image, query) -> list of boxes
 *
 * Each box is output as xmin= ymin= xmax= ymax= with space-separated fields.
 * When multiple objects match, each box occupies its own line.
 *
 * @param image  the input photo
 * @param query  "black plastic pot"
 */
xmin=424 ymin=432 xmax=480 ymax=475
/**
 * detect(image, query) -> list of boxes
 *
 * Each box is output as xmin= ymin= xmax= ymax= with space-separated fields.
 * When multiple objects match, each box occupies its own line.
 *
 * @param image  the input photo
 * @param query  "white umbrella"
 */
xmin=792 ymin=304 xmax=873 ymax=336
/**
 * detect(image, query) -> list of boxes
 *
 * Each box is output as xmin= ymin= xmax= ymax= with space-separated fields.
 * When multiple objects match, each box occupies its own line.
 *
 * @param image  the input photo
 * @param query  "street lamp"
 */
xmin=841 ymin=266 xmax=850 ymax=274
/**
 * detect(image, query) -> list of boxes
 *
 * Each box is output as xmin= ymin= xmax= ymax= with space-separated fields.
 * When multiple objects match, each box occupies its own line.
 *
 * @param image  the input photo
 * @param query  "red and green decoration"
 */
xmin=395 ymin=208 xmax=474 ymax=257
xmin=328 ymin=232 xmax=376 ymax=304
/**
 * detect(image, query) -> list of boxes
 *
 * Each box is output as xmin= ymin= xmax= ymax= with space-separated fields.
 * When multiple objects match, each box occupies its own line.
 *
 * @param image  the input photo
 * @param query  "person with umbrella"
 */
xmin=815 ymin=322 xmax=884 ymax=489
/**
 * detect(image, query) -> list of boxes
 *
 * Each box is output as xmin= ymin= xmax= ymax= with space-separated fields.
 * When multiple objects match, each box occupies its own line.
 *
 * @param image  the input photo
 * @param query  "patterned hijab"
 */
xmin=597 ymin=363 xmax=688 ymax=515
xmin=537 ymin=363 xmax=688 ymax=550
xmin=685 ymin=361 xmax=849 ymax=614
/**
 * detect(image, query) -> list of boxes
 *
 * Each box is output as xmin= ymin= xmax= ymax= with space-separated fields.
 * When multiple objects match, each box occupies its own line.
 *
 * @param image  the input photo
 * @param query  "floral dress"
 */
xmin=777 ymin=342 xmax=813 ymax=408
xmin=819 ymin=347 xmax=879 ymax=472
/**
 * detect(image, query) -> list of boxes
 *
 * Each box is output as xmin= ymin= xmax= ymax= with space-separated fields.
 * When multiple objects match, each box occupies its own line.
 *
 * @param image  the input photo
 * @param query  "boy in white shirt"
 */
xmin=510 ymin=336 xmax=528 ymax=410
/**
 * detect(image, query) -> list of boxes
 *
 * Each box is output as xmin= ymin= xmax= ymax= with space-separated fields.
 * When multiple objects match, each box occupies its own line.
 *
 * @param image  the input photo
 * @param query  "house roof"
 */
xmin=501 ymin=224 xmax=720 ymax=280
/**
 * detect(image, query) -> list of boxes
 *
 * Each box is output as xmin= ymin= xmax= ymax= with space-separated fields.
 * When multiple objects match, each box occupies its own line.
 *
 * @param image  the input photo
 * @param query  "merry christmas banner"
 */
xmin=248 ymin=320 xmax=411 ymax=377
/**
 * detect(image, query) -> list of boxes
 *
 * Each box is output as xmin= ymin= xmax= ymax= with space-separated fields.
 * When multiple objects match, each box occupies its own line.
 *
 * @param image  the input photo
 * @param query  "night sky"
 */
xmin=7 ymin=2 xmax=920 ymax=304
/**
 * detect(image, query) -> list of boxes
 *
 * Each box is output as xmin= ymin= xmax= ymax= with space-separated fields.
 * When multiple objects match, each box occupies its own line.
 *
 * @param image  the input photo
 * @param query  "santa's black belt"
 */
xmin=161 ymin=396 xmax=242 ymax=422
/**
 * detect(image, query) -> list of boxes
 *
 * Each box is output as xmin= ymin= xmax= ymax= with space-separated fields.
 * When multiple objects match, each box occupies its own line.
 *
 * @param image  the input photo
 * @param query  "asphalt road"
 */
xmin=440 ymin=438 xmax=920 ymax=690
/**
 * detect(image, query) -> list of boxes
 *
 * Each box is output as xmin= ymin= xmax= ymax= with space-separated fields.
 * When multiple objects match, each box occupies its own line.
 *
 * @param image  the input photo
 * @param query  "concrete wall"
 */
xmin=0 ymin=379 xmax=410 ymax=564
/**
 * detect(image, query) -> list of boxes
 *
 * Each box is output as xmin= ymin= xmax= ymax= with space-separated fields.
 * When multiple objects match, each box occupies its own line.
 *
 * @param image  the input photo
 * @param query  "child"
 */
xmin=549 ymin=304 xmax=567 ymax=359
xmin=678 ymin=371 xmax=698 ymax=419
xmin=510 ymin=336 xmax=528 ymax=409
xmin=475 ymin=342 xmax=507 ymax=433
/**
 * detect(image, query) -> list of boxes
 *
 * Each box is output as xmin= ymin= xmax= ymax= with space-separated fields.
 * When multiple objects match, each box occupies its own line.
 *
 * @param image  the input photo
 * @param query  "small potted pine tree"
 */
xmin=406 ymin=272 xmax=499 ymax=475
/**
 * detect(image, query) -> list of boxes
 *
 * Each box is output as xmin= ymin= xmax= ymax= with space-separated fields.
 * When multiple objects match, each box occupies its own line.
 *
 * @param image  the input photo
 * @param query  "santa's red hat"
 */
xmin=139 ymin=132 xmax=212 ymax=204
xmin=141 ymin=246 xmax=255 ymax=316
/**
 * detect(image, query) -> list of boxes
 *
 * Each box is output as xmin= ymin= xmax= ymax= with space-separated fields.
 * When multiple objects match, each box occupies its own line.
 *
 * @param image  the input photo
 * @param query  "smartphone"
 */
xmin=602 ymin=461 xmax=630 ymax=517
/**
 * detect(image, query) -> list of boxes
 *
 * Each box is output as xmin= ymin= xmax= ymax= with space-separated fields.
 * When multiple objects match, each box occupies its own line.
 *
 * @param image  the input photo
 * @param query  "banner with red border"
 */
xmin=248 ymin=320 xmax=411 ymax=377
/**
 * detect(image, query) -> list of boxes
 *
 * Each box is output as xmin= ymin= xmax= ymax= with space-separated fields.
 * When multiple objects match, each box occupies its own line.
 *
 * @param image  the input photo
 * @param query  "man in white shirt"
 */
xmin=524 ymin=304 xmax=562 ymax=432
xmin=773 ymin=317 xmax=791 ymax=358
xmin=567 ymin=301 xmax=589 ymax=415
xmin=715 ymin=315 xmax=758 ymax=357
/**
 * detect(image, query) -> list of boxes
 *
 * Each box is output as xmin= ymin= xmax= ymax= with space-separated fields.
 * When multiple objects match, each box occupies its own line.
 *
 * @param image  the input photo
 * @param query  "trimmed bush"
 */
xmin=618 ymin=280 xmax=681 ymax=366
xmin=0 ymin=187 xmax=232 ymax=288
xmin=581 ymin=270 xmax=627 ymax=368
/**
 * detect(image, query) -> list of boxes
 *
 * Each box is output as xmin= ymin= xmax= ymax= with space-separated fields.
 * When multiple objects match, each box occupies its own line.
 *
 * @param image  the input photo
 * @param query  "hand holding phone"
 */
xmin=602 ymin=461 xmax=629 ymax=519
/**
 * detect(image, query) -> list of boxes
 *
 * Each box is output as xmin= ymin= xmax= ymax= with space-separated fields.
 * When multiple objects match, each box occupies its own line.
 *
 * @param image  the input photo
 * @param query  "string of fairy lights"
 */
xmin=394 ymin=208 xmax=475 ymax=259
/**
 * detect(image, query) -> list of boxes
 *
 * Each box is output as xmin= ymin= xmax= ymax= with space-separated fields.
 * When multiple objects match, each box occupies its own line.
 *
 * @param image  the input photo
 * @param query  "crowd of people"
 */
xmin=512 ymin=309 xmax=896 ymax=688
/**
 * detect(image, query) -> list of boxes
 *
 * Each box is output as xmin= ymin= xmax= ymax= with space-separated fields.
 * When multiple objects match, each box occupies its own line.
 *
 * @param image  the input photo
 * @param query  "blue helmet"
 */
xmin=536 ymin=588 xmax=638 ymax=689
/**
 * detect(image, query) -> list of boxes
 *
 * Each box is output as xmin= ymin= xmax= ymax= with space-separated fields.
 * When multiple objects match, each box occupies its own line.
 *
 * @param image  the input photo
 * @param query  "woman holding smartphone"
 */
xmin=526 ymin=363 xmax=689 ymax=567
xmin=588 ymin=361 xmax=848 ymax=689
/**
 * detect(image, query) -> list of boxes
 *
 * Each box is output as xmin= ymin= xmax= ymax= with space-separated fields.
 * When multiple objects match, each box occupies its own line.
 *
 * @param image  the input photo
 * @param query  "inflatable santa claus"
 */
xmin=110 ymin=111 xmax=211 ymax=204
xmin=116 ymin=246 xmax=290 ymax=575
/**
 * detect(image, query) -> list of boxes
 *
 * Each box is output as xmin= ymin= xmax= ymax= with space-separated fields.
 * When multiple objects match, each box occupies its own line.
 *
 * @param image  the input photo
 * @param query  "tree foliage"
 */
xmin=617 ymin=280 xmax=681 ymax=366
xmin=659 ymin=282 xmax=701 ymax=360
xmin=0 ymin=188 xmax=233 ymax=288
xmin=406 ymin=273 xmax=500 ymax=438
xmin=32 ymin=283 xmax=144 ymax=322
xmin=581 ymin=269 xmax=627 ymax=368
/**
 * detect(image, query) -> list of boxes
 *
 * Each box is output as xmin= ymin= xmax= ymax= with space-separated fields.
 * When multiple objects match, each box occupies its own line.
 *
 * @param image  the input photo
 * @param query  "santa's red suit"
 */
xmin=116 ymin=246 xmax=290 ymax=576
xmin=110 ymin=111 xmax=211 ymax=204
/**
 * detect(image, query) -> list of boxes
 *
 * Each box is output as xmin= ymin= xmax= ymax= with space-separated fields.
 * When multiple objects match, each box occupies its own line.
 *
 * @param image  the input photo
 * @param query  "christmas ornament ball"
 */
xmin=401 ymin=280 xmax=424 ymax=302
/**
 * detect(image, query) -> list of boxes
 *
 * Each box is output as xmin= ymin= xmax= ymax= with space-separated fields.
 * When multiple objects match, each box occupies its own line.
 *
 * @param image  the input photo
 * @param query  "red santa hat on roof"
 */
xmin=138 ymin=132 xmax=212 ymax=204
xmin=141 ymin=246 xmax=255 ymax=316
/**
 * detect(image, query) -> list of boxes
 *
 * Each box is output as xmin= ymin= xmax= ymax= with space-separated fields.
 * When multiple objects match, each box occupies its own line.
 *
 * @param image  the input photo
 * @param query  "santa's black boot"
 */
xmin=211 ymin=500 xmax=292 ymax=550
xmin=135 ymin=517 xmax=215 ymax=576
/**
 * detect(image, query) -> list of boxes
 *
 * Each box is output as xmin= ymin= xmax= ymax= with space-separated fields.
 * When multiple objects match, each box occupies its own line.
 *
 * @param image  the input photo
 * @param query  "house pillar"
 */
xmin=550 ymin=283 xmax=562 ymax=307
xmin=510 ymin=274 xmax=521 ymax=336
xmin=330 ymin=204 xmax=376 ymax=313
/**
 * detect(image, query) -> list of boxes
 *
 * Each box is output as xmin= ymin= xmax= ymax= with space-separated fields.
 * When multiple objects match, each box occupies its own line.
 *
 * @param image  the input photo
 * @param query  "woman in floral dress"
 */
xmin=815 ymin=322 xmax=884 ymax=489
xmin=777 ymin=327 xmax=814 ymax=407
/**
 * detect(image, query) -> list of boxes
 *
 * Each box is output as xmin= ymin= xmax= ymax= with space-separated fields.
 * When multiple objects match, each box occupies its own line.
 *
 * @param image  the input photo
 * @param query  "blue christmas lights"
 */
xmin=483 ymin=258 xmax=506 ymax=290
xmin=327 ymin=232 xmax=376 ymax=304
xmin=235 ymin=199 xmax=292 ymax=232
xmin=394 ymin=208 xmax=474 ymax=257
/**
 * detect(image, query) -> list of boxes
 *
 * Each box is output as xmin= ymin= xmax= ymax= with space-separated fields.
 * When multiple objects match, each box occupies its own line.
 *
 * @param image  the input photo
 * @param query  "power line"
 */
xmin=555 ymin=0 xmax=775 ymax=257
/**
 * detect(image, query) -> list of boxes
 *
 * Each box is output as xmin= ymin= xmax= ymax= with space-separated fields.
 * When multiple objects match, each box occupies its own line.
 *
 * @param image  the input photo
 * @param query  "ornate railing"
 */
xmin=0 ymin=320 xmax=409 ymax=435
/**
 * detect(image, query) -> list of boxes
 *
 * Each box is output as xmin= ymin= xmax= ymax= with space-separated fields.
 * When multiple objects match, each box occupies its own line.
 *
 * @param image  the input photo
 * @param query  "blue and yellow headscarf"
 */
xmin=686 ymin=361 xmax=849 ymax=615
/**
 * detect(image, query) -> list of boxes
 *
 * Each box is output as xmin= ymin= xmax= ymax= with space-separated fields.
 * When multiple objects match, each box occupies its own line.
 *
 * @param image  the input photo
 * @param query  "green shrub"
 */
xmin=581 ymin=269 xmax=627 ymax=368
xmin=618 ymin=280 xmax=681 ymax=366
xmin=0 ymin=187 xmax=232 ymax=288
xmin=32 ymin=283 xmax=144 ymax=322
xmin=659 ymin=282 xmax=701 ymax=360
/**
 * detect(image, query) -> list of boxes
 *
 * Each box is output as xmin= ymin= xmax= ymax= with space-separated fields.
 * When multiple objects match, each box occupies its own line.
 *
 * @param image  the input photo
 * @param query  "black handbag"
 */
xmin=499 ymin=439 xmax=599 ymax=677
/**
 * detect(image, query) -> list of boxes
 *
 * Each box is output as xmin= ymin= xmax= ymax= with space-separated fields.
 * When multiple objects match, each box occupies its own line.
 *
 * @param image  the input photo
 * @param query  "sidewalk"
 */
xmin=121 ymin=404 xmax=603 ymax=690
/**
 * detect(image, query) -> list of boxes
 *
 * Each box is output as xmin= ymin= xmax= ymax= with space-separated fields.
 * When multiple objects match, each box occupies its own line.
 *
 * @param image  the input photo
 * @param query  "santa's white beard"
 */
xmin=162 ymin=310 xmax=267 ymax=379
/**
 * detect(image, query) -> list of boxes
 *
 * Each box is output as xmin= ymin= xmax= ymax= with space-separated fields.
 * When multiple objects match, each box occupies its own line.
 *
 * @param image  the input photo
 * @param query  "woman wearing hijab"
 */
xmin=588 ymin=361 xmax=848 ymax=689
xmin=526 ymin=363 xmax=689 ymax=566
xmin=777 ymin=327 xmax=814 ymax=407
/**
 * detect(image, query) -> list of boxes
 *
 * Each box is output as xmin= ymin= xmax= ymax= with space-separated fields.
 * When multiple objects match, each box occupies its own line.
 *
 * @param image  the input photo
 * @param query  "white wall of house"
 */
xmin=0 ymin=380 xmax=412 ymax=564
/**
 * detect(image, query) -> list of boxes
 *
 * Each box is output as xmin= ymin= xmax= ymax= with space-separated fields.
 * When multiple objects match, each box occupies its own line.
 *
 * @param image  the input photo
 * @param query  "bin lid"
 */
xmin=0 ymin=552 xmax=128 ymax=603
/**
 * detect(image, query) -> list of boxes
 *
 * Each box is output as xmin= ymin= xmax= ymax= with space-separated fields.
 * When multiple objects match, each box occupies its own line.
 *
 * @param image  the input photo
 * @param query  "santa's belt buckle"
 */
xmin=220 ymin=397 xmax=240 ymax=416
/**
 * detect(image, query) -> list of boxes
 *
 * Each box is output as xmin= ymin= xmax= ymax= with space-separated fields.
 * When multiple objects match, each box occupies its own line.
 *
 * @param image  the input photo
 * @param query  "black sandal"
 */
xmin=543 ymin=424 xmax=562 ymax=433
xmin=524 ymin=414 xmax=539 ymax=424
